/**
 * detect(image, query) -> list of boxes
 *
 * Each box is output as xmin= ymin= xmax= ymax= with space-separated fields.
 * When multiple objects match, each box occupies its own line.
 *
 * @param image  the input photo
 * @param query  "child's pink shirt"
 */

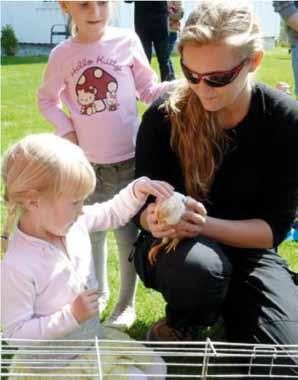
xmin=1 ymin=181 xmax=145 ymax=342
xmin=38 ymin=26 xmax=173 ymax=164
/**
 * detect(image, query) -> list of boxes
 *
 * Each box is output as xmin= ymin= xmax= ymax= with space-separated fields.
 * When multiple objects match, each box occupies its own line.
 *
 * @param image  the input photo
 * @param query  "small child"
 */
xmin=1 ymin=133 xmax=172 ymax=380
xmin=38 ymin=0 xmax=174 ymax=329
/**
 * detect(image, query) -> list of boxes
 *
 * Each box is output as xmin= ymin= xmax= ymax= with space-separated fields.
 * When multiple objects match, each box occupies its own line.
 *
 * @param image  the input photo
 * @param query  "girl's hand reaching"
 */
xmin=71 ymin=288 xmax=99 ymax=324
xmin=133 ymin=177 xmax=174 ymax=202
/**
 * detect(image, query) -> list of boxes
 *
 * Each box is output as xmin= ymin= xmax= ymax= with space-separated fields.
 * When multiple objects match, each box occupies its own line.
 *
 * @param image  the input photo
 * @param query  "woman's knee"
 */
xmin=186 ymin=237 xmax=232 ymax=277
xmin=156 ymin=237 xmax=232 ymax=288
xmin=154 ymin=237 xmax=232 ymax=312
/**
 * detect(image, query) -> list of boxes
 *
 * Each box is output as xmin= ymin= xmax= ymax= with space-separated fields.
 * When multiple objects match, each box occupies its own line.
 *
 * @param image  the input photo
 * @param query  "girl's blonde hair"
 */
xmin=163 ymin=0 xmax=263 ymax=200
xmin=1 ymin=134 xmax=96 ymax=251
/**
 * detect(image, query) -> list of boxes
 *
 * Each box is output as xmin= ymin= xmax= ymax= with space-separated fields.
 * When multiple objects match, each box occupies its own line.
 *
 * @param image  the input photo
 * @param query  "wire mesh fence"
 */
xmin=1 ymin=336 xmax=298 ymax=379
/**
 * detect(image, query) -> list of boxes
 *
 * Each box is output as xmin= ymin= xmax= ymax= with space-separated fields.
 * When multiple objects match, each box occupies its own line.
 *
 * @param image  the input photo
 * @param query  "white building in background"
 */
xmin=1 ymin=1 xmax=280 ymax=49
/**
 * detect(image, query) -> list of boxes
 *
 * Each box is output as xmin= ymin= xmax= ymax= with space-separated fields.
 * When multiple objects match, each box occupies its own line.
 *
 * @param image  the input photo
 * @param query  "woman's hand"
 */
xmin=133 ymin=177 xmax=174 ymax=202
xmin=71 ymin=288 xmax=99 ymax=324
xmin=173 ymin=197 xmax=207 ymax=239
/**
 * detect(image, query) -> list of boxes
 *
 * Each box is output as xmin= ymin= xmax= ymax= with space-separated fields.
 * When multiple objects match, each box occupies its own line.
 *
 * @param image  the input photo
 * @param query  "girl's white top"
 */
xmin=1 ymin=180 xmax=146 ymax=343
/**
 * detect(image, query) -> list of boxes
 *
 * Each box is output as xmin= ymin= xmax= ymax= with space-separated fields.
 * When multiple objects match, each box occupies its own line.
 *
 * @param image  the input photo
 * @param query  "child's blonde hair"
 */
xmin=1 ymin=134 xmax=96 ymax=251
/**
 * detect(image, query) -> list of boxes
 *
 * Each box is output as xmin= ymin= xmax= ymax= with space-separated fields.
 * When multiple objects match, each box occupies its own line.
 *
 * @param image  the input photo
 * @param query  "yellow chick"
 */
xmin=148 ymin=192 xmax=186 ymax=265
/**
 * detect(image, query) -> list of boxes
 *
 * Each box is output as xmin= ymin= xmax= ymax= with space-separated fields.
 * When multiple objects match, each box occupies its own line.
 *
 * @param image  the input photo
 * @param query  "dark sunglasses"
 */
xmin=180 ymin=58 xmax=249 ymax=88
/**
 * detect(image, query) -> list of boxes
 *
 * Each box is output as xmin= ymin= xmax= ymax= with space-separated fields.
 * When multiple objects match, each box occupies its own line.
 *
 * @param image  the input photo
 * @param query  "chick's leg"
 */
xmin=165 ymin=238 xmax=180 ymax=253
xmin=148 ymin=238 xmax=169 ymax=265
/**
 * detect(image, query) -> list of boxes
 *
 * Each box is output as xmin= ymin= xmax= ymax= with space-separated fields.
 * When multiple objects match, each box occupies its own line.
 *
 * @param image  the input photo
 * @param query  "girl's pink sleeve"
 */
xmin=1 ymin=266 xmax=79 ymax=342
xmin=131 ymin=32 xmax=175 ymax=104
xmin=82 ymin=179 xmax=146 ymax=233
xmin=37 ymin=49 xmax=74 ymax=136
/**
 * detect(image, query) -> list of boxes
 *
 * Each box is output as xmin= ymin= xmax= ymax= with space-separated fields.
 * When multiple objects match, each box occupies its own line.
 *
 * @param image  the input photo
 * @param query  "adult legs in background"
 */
xmin=134 ymin=234 xmax=232 ymax=339
xmin=167 ymin=31 xmax=178 ymax=80
xmin=291 ymin=44 xmax=298 ymax=97
xmin=89 ymin=159 xmax=138 ymax=329
xmin=136 ymin=22 xmax=172 ymax=81
xmin=135 ymin=25 xmax=153 ymax=62
xmin=151 ymin=18 xmax=172 ymax=81
xmin=223 ymin=247 xmax=298 ymax=375
xmin=153 ymin=34 xmax=173 ymax=81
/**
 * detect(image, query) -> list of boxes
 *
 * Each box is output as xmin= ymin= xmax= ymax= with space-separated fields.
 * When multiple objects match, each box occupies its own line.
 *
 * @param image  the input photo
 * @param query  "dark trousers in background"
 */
xmin=134 ymin=233 xmax=298 ymax=375
xmin=168 ymin=31 xmax=178 ymax=80
xmin=135 ymin=19 xmax=172 ymax=81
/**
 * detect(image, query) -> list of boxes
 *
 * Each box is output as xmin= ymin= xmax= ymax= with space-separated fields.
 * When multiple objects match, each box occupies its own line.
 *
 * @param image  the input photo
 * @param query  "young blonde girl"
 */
xmin=1 ymin=133 xmax=171 ymax=380
xmin=38 ymin=0 xmax=174 ymax=330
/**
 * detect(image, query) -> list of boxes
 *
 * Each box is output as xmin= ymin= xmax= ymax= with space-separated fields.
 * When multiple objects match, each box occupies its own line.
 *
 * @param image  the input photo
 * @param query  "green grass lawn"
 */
xmin=1 ymin=48 xmax=297 ymax=341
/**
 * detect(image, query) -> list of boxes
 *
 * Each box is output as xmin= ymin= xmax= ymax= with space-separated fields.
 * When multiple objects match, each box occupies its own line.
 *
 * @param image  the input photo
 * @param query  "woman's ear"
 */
xmin=249 ymin=51 xmax=264 ymax=72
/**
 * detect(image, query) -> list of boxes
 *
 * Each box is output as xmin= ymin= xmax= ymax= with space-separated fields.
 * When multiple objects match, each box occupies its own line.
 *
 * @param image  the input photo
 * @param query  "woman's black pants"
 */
xmin=133 ymin=233 xmax=298 ymax=375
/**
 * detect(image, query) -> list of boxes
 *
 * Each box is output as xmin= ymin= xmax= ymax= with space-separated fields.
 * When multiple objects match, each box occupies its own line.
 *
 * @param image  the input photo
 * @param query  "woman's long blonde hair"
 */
xmin=1 ymin=134 xmax=96 ymax=252
xmin=164 ymin=0 xmax=263 ymax=200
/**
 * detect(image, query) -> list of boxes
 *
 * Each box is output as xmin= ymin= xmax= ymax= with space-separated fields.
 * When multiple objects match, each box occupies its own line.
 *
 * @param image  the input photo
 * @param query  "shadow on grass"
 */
xmin=1 ymin=56 xmax=49 ymax=66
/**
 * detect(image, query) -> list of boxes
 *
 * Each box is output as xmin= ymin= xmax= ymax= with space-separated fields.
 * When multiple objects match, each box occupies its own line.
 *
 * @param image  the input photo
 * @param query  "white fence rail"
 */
xmin=1 ymin=337 xmax=298 ymax=379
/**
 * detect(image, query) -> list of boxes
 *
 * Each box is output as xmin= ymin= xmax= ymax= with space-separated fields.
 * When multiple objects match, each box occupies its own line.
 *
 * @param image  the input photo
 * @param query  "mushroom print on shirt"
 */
xmin=76 ymin=67 xmax=118 ymax=115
